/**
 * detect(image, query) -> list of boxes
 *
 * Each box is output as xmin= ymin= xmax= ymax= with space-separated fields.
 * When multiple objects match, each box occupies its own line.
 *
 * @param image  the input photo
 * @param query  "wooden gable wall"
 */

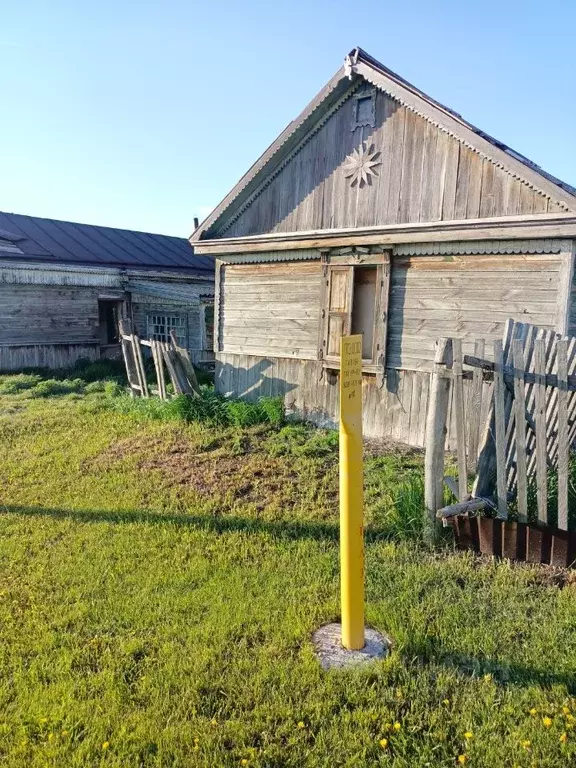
xmin=215 ymin=83 xmax=567 ymax=239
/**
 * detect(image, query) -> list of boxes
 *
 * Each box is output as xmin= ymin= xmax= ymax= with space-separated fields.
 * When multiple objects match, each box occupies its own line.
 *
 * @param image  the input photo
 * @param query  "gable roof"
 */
xmin=0 ymin=211 xmax=213 ymax=272
xmin=192 ymin=47 xmax=576 ymax=242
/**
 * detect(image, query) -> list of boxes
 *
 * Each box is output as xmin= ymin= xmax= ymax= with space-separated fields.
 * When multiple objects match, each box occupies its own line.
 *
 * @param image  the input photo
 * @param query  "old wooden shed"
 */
xmin=0 ymin=212 xmax=214 ymax=371
xmin=191 ymin=48 xmax=576 ymax=446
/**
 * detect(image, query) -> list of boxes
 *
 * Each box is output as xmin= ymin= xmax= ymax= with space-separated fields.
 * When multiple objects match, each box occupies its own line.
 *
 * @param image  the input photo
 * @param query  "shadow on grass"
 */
xmin=403 ymin=638 xmax=576 ymax=694
xmin=2 ymin=504 xmax=574 ymax=692
xmin=0 ymin=503 xmax=402 ymax=545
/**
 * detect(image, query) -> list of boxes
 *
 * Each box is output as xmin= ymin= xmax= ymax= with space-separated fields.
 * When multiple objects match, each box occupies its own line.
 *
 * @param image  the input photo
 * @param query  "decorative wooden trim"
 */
xmin=193 ymin=214 xmax=576 ymax=255
xmin=214 ymin=259 xmax=223 ymax=353
xmin=215 ymin=82 xmax=361 ymax=236
xmin=556 ymin=240 xmax=576 ymax=335
xmin=394 ymin=239 xmax=569 ymax=256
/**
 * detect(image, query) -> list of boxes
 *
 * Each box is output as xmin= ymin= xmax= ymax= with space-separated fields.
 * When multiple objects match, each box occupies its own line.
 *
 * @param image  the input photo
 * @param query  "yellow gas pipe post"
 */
xmin=339 ymin=334 xmax=365 ymax=650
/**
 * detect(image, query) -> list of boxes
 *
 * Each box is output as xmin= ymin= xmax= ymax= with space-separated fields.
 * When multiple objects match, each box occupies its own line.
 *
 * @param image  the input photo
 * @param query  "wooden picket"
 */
xmin=425 ymin=320 xmax=576 ymax=542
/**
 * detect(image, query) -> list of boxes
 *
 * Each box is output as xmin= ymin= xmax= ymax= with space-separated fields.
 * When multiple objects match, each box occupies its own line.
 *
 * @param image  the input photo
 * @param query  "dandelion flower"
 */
xmin=483 ymin=673 xmax=492 ymax=682
xmin=241 ymin=761 xmax=249 ymax=766
xmin=560 ymin=732 xmax=568 ymax=744
xmin=194 ymin=738 xmax=199 ymax=745
xmin=48 ymin=733 xmax=54 ymax=742
xmin=464 ymin=731 xmax=473 ymax=740
xmin=521 ymin=740 xmax=531 ymax=749
xmin=529 ymin=708 xmax=538 ymax=716
xmin=563 ymin=706 xmax=571 ymax=715
xmin=458 ymin=756 xmax=467 ymax=764
xmin=297 ymin=721 xmax=305 ymax=729
xmin=102 ymin=742 xmax=110 ymax=750
xmin=543 ymin=716 xmax=553 ymax=728
xmin=567 ymin=714 xmax=575 ymax=723
xmin=393 ymin=722 xmax=401 ymax=731
xmin=210 ymin=719 xmax=218 ymax=727
xmin=379 ymin=738 xmax=388 ymax=749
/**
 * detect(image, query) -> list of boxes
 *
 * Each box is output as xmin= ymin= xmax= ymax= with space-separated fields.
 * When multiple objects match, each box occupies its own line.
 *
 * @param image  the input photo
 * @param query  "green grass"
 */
xmin=0 ymin=379 xmax=576 ymax=766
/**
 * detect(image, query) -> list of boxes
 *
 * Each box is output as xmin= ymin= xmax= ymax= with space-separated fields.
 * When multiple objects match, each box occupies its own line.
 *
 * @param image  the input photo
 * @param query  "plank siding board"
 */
xmin=388 ymin=250 xmax=561 ymax=373
xmin=221 ymin=261 xmax=321 ymax=359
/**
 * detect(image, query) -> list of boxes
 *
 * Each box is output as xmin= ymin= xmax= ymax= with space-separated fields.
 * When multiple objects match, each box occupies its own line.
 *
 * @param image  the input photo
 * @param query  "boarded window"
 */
xmin=351 ymin=89 xmax=376 ymax=130
xmin=320 ymin=254 xmax=390 ymax=373
xmin=147 ymin=313 xmax=187 ymax=347
xmin=356 ymin=96 xmax=373 ymax=124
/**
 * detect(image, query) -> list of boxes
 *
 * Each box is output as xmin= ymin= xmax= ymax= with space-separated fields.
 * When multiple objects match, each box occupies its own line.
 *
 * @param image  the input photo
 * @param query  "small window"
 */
xmin=356 ymin=96 xmax=373 ymax=125
xmin=351 ymin=267 xmax=377 ymax=360
xmin=351 ymin=89 xmax=376 ymax=130
xmin=202 ymin=303 xmax=214 ymax=350
xmin=147 ymin=313 xmax=187 ymax=347
xmin=320 ymin=255 xmax=390 ymax=373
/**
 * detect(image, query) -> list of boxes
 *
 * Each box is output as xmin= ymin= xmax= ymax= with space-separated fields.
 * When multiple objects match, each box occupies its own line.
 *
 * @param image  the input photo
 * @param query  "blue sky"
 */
xmin=1 ymin=1 xmax=575 ymax=237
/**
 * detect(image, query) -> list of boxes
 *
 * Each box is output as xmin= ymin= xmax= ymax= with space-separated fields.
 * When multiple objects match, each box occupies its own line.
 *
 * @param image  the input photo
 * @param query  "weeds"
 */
xmin=110 ymin=389 xmax=285 ymax=428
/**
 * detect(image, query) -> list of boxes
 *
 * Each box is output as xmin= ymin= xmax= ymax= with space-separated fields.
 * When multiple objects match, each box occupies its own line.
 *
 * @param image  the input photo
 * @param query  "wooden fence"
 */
xmin=425 ymin=320 xmax=576 ymax=537
xmin=119 ymin=319 xmax=199 ymax=399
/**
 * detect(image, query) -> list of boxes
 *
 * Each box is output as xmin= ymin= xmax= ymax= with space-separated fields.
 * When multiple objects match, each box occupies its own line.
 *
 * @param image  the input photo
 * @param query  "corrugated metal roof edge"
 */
xmin=0 ymin=252 xmax=213 ymax=274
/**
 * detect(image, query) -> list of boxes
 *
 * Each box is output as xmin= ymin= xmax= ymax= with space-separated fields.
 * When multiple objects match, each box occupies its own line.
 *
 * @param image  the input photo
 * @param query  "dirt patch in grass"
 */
xmin=140 ymin=446 xmax=329 ymax=511
xmin=85 ymin=435 xmax=171 ymax=469
xmin=363 ymin=435 xmax=423 ymax=459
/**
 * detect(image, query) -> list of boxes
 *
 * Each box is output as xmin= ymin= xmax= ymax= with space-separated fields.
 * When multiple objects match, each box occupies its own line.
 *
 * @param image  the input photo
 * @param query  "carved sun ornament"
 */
xmin=343 ymin=142 xmax=381 ymax=188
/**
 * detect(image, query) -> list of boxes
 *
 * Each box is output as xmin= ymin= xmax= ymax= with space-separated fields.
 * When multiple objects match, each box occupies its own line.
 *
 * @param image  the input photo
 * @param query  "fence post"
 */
xmin=424 ymin=338 xmax=453 ymax=541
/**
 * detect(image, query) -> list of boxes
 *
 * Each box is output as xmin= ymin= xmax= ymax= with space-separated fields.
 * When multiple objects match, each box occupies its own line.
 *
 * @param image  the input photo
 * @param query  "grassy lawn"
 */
xmin=1 ymin=377 xmax=576 ymax=767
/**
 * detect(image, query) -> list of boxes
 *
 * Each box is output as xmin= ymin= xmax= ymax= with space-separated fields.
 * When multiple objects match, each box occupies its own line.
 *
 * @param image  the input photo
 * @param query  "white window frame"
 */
xmin=147 ymin=312 xmax=187 ymax=347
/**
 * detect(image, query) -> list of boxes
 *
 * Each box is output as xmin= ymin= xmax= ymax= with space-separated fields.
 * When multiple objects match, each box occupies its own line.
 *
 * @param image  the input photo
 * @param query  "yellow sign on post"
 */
xmin=339 ymin=334 xmax=365 ymax=650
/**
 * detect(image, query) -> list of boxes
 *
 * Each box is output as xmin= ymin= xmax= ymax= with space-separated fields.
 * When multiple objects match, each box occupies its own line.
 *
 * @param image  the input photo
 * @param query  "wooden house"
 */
xmin=191 ymin=48 xmax=576 ymax=446
xmin=0 ymin=211 xmax=214 ymax=371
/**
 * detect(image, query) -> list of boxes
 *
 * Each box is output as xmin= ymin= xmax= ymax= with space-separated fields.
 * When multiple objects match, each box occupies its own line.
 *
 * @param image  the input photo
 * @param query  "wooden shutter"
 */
xmin=320 ymin=265 xmax=353 ymax=362
xmin=373 ymin=253 xmax=391 ymax=385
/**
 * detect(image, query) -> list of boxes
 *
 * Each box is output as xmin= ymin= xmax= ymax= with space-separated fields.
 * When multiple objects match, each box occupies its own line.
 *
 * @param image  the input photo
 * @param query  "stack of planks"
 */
xmin=119 ymin=320 xmax=199 ymax=400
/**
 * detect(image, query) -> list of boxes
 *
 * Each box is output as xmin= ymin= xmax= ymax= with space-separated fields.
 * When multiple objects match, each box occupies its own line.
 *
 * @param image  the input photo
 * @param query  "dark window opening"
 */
xmin=98 ymin=300 xmax=120 ymax=345
xmin=203 ymin=304 xmax=214 ymax=350
xmin=356 ymin=96 xmax=373 ymax=124
xmin=351 ymin=267 xmax=377 ymax=359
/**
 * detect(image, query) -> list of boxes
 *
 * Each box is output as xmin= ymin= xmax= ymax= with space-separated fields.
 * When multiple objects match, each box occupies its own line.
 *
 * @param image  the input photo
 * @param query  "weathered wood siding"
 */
xmin=0 ymin=270 xmax=215 ymax=371
xmin=0 ymin=283 xmax=100 ymax=345
xmin=216 ymin=85 xmax=563 ymax=239
xmin=0 ymin=344 xmax=100 ymax=372
xmin=215 ymin=352 xmax=493 ymax=449
xmin=220 ymin=262 xmax=321 ymax=359
xmin=388 ymin=252 xmax=562 ymax=372
xmin=215 ymin=242 xmax=568 ymax=446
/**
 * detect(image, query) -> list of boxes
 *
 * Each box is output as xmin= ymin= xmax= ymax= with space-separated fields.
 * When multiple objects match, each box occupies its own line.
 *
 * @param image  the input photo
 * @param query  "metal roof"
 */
xmin=0 ymin=211 xmax=213 ymax=272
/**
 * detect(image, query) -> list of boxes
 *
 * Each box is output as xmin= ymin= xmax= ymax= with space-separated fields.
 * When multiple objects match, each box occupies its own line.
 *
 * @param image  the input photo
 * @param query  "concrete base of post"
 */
xmin=312 ymin=623 xmax=391 ymax=670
